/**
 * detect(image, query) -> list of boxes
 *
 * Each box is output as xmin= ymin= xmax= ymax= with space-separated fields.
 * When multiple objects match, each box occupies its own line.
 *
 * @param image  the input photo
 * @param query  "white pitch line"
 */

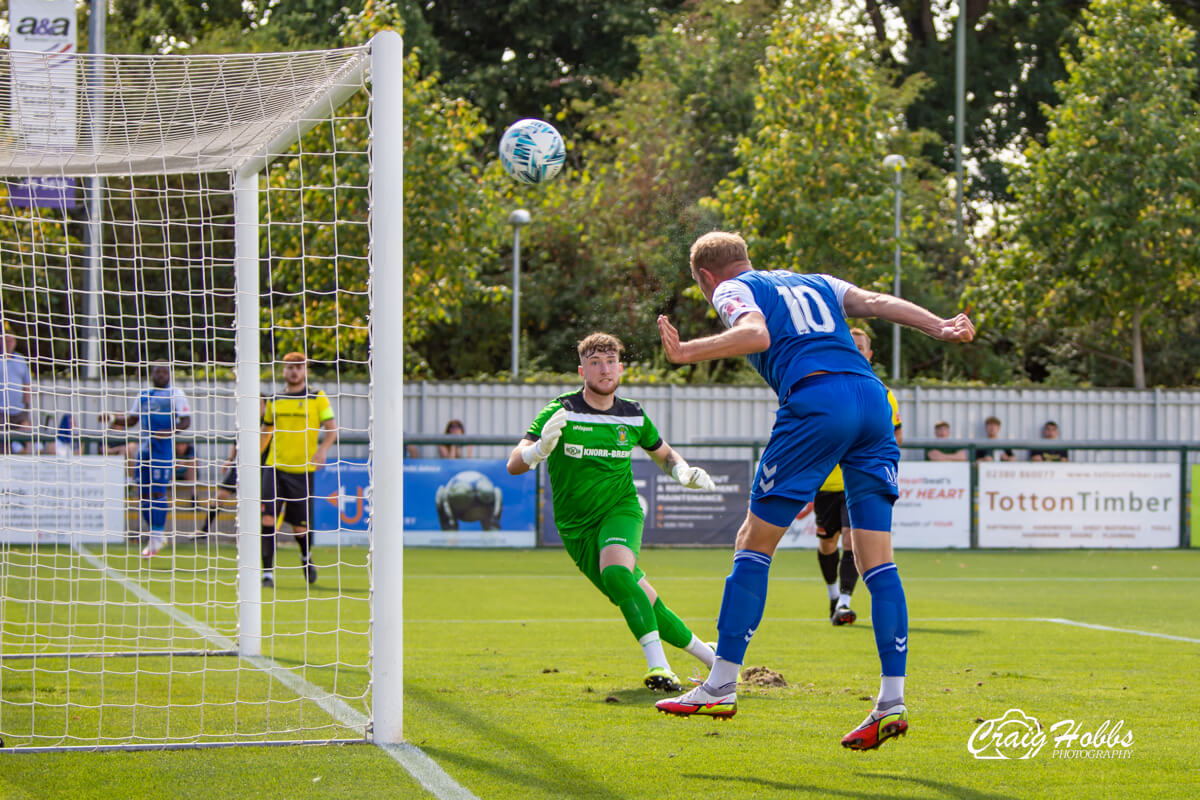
xmin=403 ymin=615 xmax=1200 ymax=644
xmin=405 ymin=574 xmax=1200 ymax=583
xmin=403 ymin=616 xmax=1037 ymax=625
xmin=1035 ymin=617 xmax=1200 ymax=644
xmin=76 ymin=545 xmax=478 ymax=800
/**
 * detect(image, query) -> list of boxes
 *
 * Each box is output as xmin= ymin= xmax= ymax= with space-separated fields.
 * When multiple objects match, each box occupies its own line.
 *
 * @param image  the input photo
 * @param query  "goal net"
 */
xmin=0 ymin=35 xmax=404 ymax=750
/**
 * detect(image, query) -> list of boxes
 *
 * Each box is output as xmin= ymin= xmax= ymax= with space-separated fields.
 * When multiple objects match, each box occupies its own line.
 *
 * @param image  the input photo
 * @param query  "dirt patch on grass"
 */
xmin=741 ymin=666 xmax=787 ymax=688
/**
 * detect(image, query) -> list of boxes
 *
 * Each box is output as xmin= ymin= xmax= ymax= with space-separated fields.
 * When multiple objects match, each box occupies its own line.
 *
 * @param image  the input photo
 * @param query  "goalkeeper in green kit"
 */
xmin=507 ymin=332 xmax=718 ymax=691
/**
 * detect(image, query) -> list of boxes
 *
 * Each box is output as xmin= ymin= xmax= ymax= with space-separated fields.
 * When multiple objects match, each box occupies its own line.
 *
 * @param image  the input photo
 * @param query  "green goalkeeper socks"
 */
xmin=652 ymin=597 xmax=695 ymax=650
xmin=600 ymin=565 xmax=657 ymax=640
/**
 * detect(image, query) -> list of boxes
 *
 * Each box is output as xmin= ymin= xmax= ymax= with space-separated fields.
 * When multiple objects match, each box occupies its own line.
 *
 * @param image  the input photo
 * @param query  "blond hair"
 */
xmin=577 ymin=332 xmax=624 ymax=360
xmin=690 ymin=231 xmax=749 ymax=275
xmin=282 ymin=352 xmax=307 ymax=364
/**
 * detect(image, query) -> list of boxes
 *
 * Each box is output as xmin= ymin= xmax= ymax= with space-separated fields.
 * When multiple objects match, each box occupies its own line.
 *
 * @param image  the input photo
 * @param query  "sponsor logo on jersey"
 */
xmin=563 ymin=446 xmax=633 ymax=459
xmin=721 ymin=299 xmax=748 ymax=320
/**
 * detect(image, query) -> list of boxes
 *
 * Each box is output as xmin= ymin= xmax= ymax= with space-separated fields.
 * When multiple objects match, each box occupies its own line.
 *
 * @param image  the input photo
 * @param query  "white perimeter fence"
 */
xmin=20 ymin=379 xmax=1200 ymax=470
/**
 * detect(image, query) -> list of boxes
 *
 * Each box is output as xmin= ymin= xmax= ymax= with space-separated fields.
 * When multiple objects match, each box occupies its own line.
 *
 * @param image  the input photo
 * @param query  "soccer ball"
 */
xmin=498 ymin=118 xmax=566 ymax=185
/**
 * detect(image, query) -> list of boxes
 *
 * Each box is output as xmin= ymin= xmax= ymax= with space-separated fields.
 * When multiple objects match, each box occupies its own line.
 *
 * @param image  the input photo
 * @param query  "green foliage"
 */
xmin=105 ymin=0 xmax=369 ymax=53
xmin=708 ymin=4 xmax=910 ymax=282
xmin=261 ymin=1 xmax=507 ymax=377
xmin=438 ymin=0 xmax=780 ymax=379
xmin=973 ymin=0 xmax=1200 ymax=388
xmin=410 ymin=0 xmax=687 ymax=144
xmin=882 ymin=0 xmax=1085 ymax=210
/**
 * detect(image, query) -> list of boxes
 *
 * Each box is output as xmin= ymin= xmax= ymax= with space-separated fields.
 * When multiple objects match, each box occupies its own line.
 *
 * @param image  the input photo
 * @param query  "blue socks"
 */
xmin=863 ymin=562 xmax=908 ymax=677
xmin=715 ymin=550 xmax=772 ymax=665
xmin=143 ymin=490 xmax=169 ymax=529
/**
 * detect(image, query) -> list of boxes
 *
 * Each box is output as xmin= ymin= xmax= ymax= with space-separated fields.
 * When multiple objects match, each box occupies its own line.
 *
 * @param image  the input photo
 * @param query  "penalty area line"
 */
xmin=75 ymin=545 xmax=478 ymax=800
xmin=406 ymin=574 xmax=1200 ymax=583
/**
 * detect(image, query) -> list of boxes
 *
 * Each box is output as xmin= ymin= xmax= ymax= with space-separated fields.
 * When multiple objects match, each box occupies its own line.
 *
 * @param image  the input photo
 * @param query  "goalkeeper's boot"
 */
xmin=831 ymin=605 xmax=857 ymax=626
xmin=141 ymin=534 xmax=166 ymax=558
xmin=304 ymin=561 xmax=319 ymax=585
xmin=655 ymin=683 xmax=737 ymax=719
xmin=841 ymin=703 xmax=908 ymax=750
xmin=643 ymin=666 xmax=682 ymax=692
xmin=262 ymin=571 xmax=274 ymax=589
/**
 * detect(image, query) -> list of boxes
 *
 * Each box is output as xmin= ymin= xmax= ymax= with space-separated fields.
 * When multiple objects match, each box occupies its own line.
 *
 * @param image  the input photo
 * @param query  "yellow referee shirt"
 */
xmin=819 ymin=388 xmax=901 ymax=492
xmin=263 ymin=388 xmax=335 ymax=474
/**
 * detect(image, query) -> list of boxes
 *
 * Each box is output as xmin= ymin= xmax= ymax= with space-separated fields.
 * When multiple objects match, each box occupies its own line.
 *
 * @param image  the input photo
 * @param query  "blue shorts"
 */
xmin=138 ymin=462 xmax=173 ymax=495
xmin=750 ymin=373 xmax=899 ymax=527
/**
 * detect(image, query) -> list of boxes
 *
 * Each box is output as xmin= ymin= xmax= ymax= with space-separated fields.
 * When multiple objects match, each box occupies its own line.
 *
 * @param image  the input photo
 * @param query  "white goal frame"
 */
xmin=0 ymin=31 xmax=404 ymax=750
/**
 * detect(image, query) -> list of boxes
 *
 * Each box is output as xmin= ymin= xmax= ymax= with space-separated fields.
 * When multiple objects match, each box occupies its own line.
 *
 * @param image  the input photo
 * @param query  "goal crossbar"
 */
xmin=0 ymin=46 xmax=371 ymax=178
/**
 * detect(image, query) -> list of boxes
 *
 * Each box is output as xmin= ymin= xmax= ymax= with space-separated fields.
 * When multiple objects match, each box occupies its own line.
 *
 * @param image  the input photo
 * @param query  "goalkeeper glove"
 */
xmin=672 ymin=459 xmax=716 ymax=491
xmin=521 ymin=408 xmax=568 ymax=468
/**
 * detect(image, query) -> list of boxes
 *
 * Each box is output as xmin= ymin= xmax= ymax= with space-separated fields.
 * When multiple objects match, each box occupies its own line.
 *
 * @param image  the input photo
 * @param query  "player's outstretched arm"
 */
xmin=842 ymin=287 xmax=975 ymax=343
xmin=507 ymin=438 xmax=538 ymax=475
xmin=657 ymin=313 xmax=770 ymax=364
xmin=507 ymin=408 xmax=568 ymax=475
xmin=646 ymin=441 xmax=716 ymax=491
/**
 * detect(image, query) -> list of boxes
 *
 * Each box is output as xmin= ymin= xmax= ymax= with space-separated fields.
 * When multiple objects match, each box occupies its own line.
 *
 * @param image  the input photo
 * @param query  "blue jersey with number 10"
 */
xmin=712 ymin=270 xmax=877 ymax=401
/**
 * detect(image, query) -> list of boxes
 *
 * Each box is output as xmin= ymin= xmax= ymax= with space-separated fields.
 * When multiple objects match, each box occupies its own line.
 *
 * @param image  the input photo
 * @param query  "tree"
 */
xmin=407 ymin=0 xmax=686 ymax=144
xmin=708 ymin=4 xmax=930 ymax=280
xmin=974 ymin=0 xmax=1200 ymax=388
xmin=864 ymin=0 xmax=1085 ymax=214
xmin=263 ymin=0 xmax=506 ymax=378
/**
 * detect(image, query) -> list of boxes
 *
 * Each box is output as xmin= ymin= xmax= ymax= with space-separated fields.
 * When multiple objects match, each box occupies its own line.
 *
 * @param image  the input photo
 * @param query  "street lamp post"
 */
xmin=882 ymin=154 xmax=905 ymax=382
xmin=508 ymin=209 xmax=531 ymax=380
xmin=955 ymin=0 xmax=965 ymax=238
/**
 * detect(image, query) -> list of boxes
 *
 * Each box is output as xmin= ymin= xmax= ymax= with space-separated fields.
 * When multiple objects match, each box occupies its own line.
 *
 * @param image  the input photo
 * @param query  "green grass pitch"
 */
xmin=2 ymin=545 xmax=1198 ymax=798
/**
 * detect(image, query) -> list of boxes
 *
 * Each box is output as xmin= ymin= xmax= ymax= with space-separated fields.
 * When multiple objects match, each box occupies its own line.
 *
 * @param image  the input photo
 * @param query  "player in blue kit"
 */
xmin=654 ymin=232 xmax=974 ymax=750
xmin=107 ymin=362 xmax=192 ymax=558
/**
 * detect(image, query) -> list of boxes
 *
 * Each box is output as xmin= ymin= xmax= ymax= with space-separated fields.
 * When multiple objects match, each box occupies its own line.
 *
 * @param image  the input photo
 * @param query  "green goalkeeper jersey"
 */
xmin=527 ymin=389 xmax=663 ymax=536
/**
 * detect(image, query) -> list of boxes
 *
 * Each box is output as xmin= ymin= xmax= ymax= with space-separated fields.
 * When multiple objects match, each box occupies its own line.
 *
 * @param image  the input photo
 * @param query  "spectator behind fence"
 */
xmin=1029 ymin=420 xmax=1068 ymax=462
xmin=977 ymin=416 xmax=1015 ymax=462
xmin=49 ymin=413 xmax=80 ymax=455
xmin=925 ymin=421 xmax=966 ymax=461
xmin=0 ymin=328 xmax=32 ymax=454
xmin=438 ymin=418 xmax=472 ymax=459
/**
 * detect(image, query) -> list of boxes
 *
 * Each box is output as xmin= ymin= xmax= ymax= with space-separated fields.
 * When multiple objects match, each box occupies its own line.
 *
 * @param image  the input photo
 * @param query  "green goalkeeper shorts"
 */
xmin=560 ymin=508 xmax=646 ymax=598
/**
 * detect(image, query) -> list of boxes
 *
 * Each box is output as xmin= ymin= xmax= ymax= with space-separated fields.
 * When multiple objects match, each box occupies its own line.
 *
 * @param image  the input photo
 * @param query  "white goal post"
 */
xmin=0 ymin=32 xmax=403 ymax=750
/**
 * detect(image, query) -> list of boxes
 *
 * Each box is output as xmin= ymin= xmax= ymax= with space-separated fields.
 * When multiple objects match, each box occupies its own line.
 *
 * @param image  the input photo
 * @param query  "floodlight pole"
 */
xmin=955 ymin=0 xmax=966 ymax=238
xmin=883 ymin=154 xmax=905 ymax=382
xmin=509 ymin=209 xmax=531 ymax=381
xmin=84 ymin=0 xmax=106 ymax=378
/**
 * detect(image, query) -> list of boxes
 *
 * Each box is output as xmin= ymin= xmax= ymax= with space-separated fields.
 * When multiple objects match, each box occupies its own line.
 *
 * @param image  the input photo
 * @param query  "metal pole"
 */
xmin=511 ymin=227 xmax=520 ymax=378
xmin=508 ymin=209 xmax=530 ymax=380
xmin=883 ymin=155 xmax=905 ymax=382
xmin=369 ymin=29 xmax=405 ymax=745
xmin=955 ymin=0 xmax=966 ymax=237
xmin=85 ymin=0 xmax=106 ymax=378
